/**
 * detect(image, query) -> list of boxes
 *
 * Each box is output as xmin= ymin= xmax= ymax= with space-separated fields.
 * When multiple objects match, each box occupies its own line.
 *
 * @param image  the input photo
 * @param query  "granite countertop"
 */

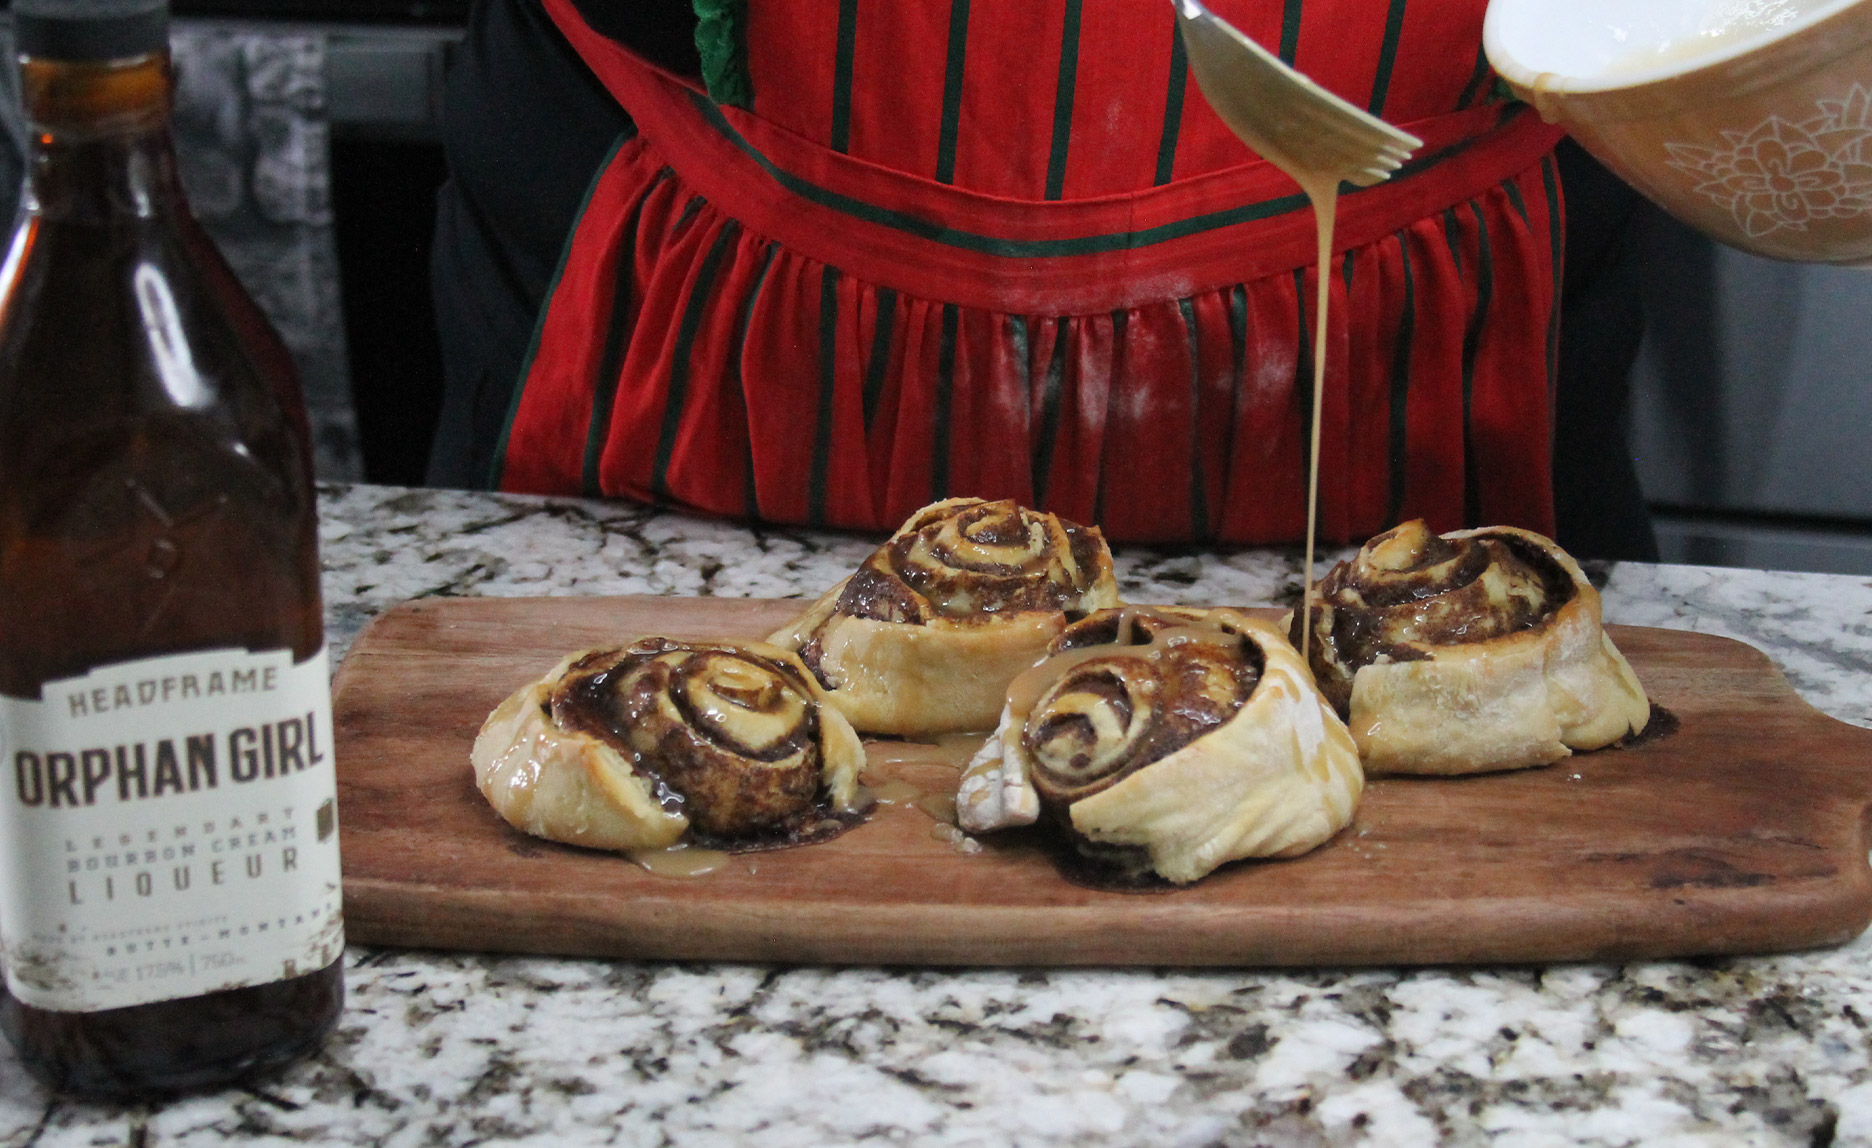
xmin=6 ymin=482 xmax=1872 ymax=1146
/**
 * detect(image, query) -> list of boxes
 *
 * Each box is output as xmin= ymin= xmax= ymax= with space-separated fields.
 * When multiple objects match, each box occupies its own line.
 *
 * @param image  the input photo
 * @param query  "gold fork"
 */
xmin=1171 ymin=0 xmax=1422 ymax=187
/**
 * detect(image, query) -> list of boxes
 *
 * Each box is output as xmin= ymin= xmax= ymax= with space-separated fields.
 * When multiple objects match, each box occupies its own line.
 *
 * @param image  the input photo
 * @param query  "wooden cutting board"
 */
xmin=332 ymin=595 xmax=1872 ymax=966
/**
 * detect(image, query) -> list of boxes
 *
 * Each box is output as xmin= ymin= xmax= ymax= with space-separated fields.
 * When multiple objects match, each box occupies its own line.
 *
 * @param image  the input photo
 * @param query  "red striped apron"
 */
xmin=496 ymin=0 xmax=1568 ymax=545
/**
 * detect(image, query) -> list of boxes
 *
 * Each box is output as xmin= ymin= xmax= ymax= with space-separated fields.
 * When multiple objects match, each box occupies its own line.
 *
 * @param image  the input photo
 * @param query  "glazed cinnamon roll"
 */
xmin=768 ymin=498 xmax=1123 ymax=735
xmin=1294 ymin=520 xmax=1650 ymax=775
xmin=472 ymin=637 xmax=866 ymax=851
xmin=958 ymin=607 xmax=1362 ymax=884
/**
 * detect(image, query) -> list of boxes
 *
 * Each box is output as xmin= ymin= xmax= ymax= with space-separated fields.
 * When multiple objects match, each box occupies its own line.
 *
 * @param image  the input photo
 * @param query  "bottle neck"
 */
xmin=20 ymin=51 xmax=187 ymax=223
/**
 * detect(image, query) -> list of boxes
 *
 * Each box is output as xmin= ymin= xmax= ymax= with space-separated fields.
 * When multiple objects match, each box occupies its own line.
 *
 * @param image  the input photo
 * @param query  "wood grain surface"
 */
xmin=332 ymin=595 xmax=1872 ymax=967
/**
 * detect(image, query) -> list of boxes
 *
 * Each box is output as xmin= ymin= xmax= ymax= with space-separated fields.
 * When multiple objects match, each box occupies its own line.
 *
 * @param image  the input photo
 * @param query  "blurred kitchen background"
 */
xmin=0 ymin=0 xmax=462 ymax=487
xmin=1630 ymin=214 xmax=1872 ymax=574
xmin=0 ymin=1 xmax=1869 ymax=575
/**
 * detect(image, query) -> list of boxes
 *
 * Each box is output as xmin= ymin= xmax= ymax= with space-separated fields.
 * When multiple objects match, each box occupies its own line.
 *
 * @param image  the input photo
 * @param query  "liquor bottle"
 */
xmin=0 ymin=0 xmax=343 ymax=1098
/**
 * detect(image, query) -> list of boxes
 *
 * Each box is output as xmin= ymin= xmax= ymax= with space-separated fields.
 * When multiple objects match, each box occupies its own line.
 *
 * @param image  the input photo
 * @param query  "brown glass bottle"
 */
xmin=0 ymin=0 xmax=342 ymax=1099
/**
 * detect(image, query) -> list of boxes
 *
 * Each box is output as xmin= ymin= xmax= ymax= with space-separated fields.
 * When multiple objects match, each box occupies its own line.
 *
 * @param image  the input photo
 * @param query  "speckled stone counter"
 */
xmin=7 ymin=482 xmax=1872 ymax=1147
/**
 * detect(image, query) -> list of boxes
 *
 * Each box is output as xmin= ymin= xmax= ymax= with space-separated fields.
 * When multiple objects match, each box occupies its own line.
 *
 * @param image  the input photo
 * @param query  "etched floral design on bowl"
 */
xmin=1667 ymin=85 xmax=1872 ymax=236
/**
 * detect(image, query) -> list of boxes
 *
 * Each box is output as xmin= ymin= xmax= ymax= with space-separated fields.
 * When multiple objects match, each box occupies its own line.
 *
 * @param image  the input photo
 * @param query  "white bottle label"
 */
xmin=0 ymin=647 xmax=343 ymax=1012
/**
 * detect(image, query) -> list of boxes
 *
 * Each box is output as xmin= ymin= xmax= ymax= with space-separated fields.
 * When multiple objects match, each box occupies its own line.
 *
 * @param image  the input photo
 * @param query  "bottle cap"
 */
xmin=12 ymin=0 xmax=169 ymax=63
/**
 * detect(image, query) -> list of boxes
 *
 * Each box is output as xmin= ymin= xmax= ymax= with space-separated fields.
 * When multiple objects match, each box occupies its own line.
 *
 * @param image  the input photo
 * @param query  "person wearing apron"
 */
xmin=428 ymin=0 xmax=1657 ymax=558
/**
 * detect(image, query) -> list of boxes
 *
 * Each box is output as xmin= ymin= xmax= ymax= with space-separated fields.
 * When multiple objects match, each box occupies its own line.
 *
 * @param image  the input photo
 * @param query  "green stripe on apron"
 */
xmin=652 ymin=220 xmax=741 ymax=502
xmin=1032 ymin=317 xmax=1069 ymax=506
xmin=1008 ymin=312 xmax=1033 ymax=435
xmin=932 ymin=303 xmax=960 ymax=499
xmin=1460 ymin=201 xmax=1495 ymax=527
xmin=1279 ymin=0 xmax=1304 ymax=64
xmin=1369 ymin=0 xmax=1409 ymax=118
xmin=580 ymin=182 xmax=657 ymax=497
xmin=862 ymin=287 xmax=898 ymax=432
xmin=1157 ymin=20 xmax=1187 ymax=186
xmin=1227 ymin=281 xmax=1248 ymax=445
xmin=1457 ymin=44 xmax=1492 ymax=110
xmin=1092 ymin=308 xmax=1130 ymax=527
xmin=733 ymin=243 xmax=780 ymax=519
xmin=808 ymin=266 xmax=842 ymax=525
xmin=1386 ymin=235 xmax=1417 ymax=526
xmin=1179 ymin=295 xmax=1210 ymax=538
xmin=1045 ymin=0 xmax=1083 ymax=201
xmin=830 ymin=0 xmax=860 ymax=153
xmin=1503 ymin=174 xmax=1529 ymax=224
xmin=672 ymin=195 xmax=707 ymax=235
xmin=936 ymin=0 xmax=971 ymax=185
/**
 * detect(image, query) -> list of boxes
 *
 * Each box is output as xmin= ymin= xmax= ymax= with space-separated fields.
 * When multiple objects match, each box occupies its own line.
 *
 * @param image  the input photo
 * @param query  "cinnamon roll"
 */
xmin=472 ymin=637 xmax=866 ymax=851
xmin=1294 ymin=520 xmax=1650 ymax=775
xmin=957 ymin=606 xmax=1363 ymax=884
xmin=768 ymin=498 xmax=1123 ymax=735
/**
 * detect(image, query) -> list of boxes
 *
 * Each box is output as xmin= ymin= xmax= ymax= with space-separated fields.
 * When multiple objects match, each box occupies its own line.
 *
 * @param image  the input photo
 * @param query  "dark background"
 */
xmin=0 ymin=0 xmax=458 ymax=487
xmin=330 ymin=121 xmax=450 ymax=486
xmin=174 ymin=0 xmax=470 ymax=486
xmin=173 ymin=1 xmax=467 ymax=23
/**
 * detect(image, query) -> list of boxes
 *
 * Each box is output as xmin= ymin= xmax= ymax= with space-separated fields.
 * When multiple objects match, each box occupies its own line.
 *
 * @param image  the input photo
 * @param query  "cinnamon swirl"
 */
xmin=1294 ymin=520 xmax=1651 ymax=774
xmin=769 ymin=498 xmax=1123 ymax=735
xmin=472 ymin=637 xmax=866 ymax=851
xmin=958 ymin=606 xmax=1362 ymax=884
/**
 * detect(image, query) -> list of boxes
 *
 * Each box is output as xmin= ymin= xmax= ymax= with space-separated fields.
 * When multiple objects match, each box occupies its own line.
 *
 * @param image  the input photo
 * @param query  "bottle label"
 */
xmin=0 ymin=648 xmax=343 ymax=1012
